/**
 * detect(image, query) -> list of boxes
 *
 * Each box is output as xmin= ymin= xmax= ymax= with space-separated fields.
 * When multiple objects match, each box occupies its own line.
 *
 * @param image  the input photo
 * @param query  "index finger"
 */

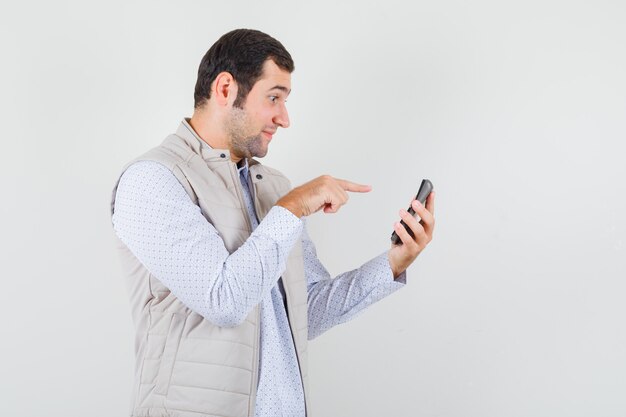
xmin=335 ymin=178 xmax=372 ymax=193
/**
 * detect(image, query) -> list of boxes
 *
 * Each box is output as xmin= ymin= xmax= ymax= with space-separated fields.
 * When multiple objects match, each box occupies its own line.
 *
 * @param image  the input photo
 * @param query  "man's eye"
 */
xmin=269 ymin=96 xmax=278 ymax=103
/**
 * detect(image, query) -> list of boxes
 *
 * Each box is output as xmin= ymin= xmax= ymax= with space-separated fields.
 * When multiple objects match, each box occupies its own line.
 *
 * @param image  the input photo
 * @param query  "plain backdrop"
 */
xmin=1 ymin=0 xmax=625 ymax=416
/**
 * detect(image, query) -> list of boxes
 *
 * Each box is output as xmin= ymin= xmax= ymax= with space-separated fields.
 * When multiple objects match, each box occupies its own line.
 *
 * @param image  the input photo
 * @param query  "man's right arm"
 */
xmin=112 ymin=161 xmax=303 ymax=327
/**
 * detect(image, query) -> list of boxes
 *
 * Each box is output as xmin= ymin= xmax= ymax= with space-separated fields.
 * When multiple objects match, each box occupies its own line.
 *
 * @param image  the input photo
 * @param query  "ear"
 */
xmin=212 ymin=72 xmax=238 ymax=107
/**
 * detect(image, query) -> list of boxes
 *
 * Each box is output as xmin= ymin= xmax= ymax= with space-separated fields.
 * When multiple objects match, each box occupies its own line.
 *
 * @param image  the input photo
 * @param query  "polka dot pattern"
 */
xmin=112 ymin=159 xmax=406 ymax=417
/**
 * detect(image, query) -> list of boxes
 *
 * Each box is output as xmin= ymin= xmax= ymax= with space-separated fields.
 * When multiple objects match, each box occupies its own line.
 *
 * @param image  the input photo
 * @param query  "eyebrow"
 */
xmin=268 ymin=85 xmax=291 ymax=95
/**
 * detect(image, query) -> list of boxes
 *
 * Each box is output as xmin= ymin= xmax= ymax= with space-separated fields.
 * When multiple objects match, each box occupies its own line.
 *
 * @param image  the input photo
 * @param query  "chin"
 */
xmin=251 ymin=144 xmax=269 ymax=158
xmin=254 ymin=149 xmax=268 ymax=158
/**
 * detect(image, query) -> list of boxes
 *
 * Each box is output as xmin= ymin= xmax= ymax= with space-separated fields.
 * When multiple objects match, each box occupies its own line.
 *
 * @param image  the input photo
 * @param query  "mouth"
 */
xmin=262 ymin=130 xmax=275 ymax=140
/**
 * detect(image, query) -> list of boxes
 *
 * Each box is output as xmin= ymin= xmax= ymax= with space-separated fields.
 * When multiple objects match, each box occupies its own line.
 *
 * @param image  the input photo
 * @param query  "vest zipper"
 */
xmin=228 ymin=161 xmax=253 ymax=235
xmin=250 ymin=170 xmax=309 ymax=415
xmin=228 ymin=161 xmax=261 ymax=417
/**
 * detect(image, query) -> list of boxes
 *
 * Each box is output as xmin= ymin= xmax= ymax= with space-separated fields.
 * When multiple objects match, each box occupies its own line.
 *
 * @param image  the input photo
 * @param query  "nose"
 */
xmin=273 ymin=103 xmax=290 ymax=129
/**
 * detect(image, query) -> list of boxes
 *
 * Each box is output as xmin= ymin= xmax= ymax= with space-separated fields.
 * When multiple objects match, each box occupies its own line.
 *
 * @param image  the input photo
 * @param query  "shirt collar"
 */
xmin=237 ymin=158 xmax=250 ymax=178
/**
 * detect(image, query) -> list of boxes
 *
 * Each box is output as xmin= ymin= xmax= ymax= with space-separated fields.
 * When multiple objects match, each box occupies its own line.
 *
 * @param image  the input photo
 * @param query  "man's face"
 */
xmin=226 ymin=60 xmax=291 ymax=160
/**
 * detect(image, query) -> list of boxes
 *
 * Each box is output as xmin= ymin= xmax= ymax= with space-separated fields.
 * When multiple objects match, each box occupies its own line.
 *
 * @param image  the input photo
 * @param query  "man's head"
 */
xmin=192 ymin=29 xmax=294 ymax=161
xmin=194 ymin=29 xmax=294 ymax=110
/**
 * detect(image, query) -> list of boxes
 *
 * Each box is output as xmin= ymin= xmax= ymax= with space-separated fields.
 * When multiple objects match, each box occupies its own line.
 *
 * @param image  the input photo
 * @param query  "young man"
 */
xmin=111 ymin=28 xmax=435 ymax=417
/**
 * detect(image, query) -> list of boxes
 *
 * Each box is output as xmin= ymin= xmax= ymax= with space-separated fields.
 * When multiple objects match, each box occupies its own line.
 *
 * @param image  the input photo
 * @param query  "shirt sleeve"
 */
xmin=112 ymin=160 xmax=303 ymax=327
xmin=302 ymin=221 xmax=407 ymax=340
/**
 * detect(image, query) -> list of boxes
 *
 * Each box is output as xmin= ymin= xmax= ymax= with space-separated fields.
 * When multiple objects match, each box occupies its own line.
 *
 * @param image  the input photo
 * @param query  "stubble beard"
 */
xmin=226 ymin=107 xmax=267 ymax=159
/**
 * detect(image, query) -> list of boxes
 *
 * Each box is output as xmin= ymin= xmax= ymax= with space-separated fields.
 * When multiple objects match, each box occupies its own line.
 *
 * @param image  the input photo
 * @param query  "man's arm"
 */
xmin=294 ymin=187 xmax=436 ymax=340
xmin=112 ymin=161 xmax=303 ymax=327
xmin=277 ymin=175 xmax=436 ymax=280
xmin=303 ymin=222 xmax=406 ymax=340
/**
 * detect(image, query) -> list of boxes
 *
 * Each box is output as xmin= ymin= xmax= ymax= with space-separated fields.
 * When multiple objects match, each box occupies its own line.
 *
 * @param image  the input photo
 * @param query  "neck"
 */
xmin=189 ymin=109 xmax=242 ymax=163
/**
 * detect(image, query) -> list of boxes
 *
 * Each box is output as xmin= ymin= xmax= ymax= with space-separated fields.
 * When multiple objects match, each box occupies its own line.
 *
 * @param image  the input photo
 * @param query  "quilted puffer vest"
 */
xmin=110 ymin=120 xmax=310 ymax=417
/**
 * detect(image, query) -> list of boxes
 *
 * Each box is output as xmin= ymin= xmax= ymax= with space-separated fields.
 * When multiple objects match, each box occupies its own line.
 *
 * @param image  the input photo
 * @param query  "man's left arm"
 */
xmin=305 ymin=193 xmax=435 ymax=340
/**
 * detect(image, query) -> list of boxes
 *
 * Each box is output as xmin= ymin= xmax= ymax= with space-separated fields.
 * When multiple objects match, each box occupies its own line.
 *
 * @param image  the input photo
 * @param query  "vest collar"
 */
xmin=176 ymin=118 xmax=259 ymax=169
xmin=175 ymin=118 xmax=232 ymax=163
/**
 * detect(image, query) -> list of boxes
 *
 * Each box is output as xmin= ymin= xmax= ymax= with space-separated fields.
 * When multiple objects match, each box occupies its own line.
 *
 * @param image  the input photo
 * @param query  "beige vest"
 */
xmin=111 ymin=121 xmax=310 ymax=417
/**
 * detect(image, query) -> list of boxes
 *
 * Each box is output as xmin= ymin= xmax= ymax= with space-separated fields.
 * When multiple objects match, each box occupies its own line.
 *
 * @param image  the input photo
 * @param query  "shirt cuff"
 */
xmin=355 ymin=252 xmax=407 ymax=294
xmin=378 ymin=252 xmax=407 ymax=285
xmin=251 ymin=205 xmax=304 ymax=249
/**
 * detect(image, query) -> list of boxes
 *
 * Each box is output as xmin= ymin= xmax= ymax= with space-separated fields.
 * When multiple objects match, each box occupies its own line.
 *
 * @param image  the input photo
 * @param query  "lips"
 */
xmin=262 ymin=130 xmax=275 ymax=139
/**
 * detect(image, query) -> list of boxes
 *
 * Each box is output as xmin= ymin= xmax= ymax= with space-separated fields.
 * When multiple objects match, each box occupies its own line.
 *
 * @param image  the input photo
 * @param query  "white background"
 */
xmin=1 ymin=0 xmax=625 ymax=416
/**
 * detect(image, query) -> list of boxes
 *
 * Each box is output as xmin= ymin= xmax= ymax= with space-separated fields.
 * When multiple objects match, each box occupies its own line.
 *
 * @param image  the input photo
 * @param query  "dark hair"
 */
xmin=194 ymin=29 xmax=294 ymax=109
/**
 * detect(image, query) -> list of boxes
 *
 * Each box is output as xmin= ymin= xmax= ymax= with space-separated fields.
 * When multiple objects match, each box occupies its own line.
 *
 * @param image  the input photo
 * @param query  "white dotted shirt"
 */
xmin=112 ymin=160 xmax=406 ymax=417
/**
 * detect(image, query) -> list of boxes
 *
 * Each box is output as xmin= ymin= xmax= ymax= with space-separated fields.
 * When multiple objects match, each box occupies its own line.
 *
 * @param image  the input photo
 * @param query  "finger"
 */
xmin=325 ymin=185 xmax=349 ymax=212
xmin=335 ymin=178 xmax=372 ymax=193
xmin=329 ymin=181 xmax=350 ymax=203
xmin=411 ymin=199 xmax=435 ymax=234
xmin=393 ymin=219 xmax=419 ymax=250
xmin=324 ymin=203 xmax=337 ymax=213
xmin=399 ymin=209 xmax=427 ymax=245
xmin=325 ymin=187 xmax=350 ymax=213
xmin=323 ymin=198 xmax=341 ymax=213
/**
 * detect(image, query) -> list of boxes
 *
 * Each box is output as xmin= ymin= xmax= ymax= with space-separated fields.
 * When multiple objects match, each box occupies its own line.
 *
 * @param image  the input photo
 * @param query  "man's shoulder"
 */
xmin=111 ymin=141 xmax=194 ymax=213
xmin=122 ymin=160 xmax=172 ymax=179
xmin=117 ymin=161 xmax=180 ymax=195
xmin=111 ymin=159 xmax=186 ymax=217
xmin=115 ymin=133 xmax=198 ymax=187
xmin=134 ymin=134 xmax=193 ymax=169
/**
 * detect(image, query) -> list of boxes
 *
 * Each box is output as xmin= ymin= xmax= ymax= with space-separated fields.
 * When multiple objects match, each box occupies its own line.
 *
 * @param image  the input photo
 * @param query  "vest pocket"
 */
xmin=154 ymin=313 xmax=187 ymax=396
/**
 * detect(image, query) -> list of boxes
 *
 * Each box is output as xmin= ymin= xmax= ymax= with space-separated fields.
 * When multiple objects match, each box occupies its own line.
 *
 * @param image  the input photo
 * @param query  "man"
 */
xmin=111 ymin=29 xmax=435 ymax=417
